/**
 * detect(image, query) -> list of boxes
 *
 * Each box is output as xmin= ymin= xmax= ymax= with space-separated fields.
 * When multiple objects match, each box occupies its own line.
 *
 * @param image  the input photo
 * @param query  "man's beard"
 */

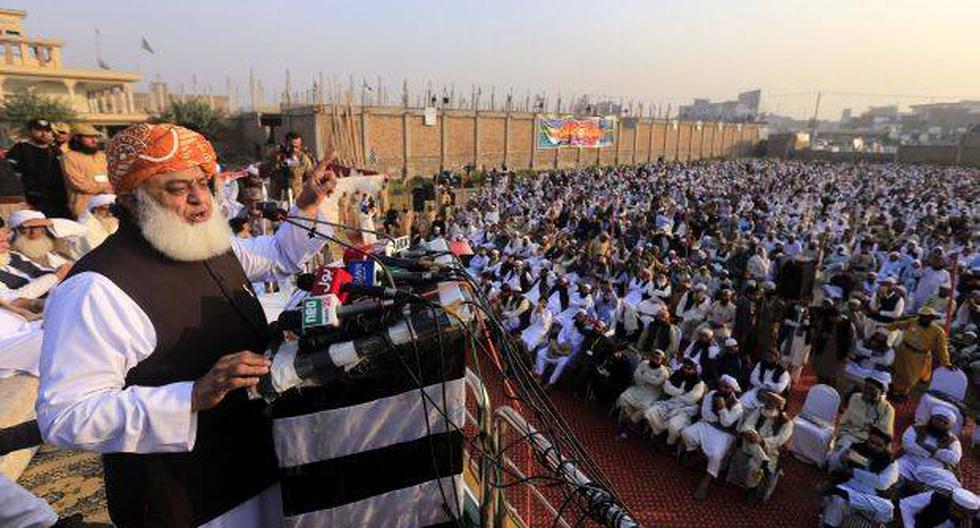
xmin=12 ymin=235 xmax=55 ymax=265
xmin=0 ymin=251 xmax=9 ymax=268
xmin=72 ymin=143 xmax=100 ymax=155
xmin=135 ymin=187 xmax=232 ymax=262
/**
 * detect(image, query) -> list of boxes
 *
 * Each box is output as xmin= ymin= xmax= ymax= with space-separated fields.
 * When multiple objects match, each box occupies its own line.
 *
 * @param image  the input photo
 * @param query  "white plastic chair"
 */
xmin=788 ymin=384 xmax=841 ymax=467
xmin=914 ymin=367 xmax=967 ymax=435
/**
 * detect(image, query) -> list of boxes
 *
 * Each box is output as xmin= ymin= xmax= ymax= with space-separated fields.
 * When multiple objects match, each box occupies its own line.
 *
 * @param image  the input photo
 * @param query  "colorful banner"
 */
xmin=536 ymin=116 xmax=616 ymax=148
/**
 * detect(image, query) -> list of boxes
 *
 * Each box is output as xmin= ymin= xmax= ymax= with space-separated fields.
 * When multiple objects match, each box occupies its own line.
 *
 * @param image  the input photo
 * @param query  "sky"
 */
xmin=12 ymin=0 xmax=980 ymax=119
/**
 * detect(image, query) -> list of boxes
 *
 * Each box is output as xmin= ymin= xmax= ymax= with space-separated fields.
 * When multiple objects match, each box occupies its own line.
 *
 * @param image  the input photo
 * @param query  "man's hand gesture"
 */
xmin=191 ymin=351 xmax=271 ymax=412
xmin=296 ymin=156 xmax=338 ymax=216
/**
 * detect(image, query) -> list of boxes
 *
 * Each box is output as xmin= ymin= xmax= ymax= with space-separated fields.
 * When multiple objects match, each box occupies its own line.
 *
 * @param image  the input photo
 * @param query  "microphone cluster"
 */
xmin=251 ymin=252 xmax=473 ymax=402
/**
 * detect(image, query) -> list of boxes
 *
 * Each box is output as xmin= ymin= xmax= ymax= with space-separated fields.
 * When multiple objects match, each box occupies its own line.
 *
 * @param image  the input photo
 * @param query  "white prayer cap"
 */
xmin=48 ymin=218 xmax=87 ymax=239
xmin=698 ymin=327 xmax=714 ymax=338
xmin=725 ymin=338 xmax=738 ymax=347
xmin=953 ymin=488 xmax=980 ymax=511
xmin=865 ymin=371 xmax=891 ymax=390
xmin=930 ymin=405 xmax=957 ymax=425
xmin=763 ymin=281 xmax=776 ymax=290
xmin=8 ymin=209 xmax=51 ymax=229
xmin=719 ymin=374 xmax=741 ymax=393
xmin=87 ymin=193 xmax=116 ymax=210
xmin=692 ymin=283 xmax=707 ymax=292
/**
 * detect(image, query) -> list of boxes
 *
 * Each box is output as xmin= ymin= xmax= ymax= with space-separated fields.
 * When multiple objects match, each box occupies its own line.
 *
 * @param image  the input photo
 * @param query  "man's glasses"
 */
xmin=17 ymin=226 xmax=47 ymax=234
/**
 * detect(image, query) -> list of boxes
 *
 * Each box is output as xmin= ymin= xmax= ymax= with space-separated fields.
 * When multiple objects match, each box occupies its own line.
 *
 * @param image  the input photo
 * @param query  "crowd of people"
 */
xmin=417 ymin=160 xmax=979 ymax=526
xmin=0 ymin=114 xmax=978 ymax=527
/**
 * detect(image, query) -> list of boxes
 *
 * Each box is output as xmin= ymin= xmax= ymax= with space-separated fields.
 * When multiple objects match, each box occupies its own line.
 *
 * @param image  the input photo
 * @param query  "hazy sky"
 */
xmin=13 ymin=0 xmax=980 ymax=118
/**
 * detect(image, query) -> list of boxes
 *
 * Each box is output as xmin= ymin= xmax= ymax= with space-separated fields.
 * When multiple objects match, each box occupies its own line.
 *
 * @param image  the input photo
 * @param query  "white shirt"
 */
xmin=36 ymin=206 xmax=330 ymax=455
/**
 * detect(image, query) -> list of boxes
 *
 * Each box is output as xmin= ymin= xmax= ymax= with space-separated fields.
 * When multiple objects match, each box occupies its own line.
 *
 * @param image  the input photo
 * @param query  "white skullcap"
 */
xmin=930 ymin=405 xmax=957 ymax=425
xmin=953 ymin=488 xmax=980 ymax=511
xmin=693 ymin=283 xmax=707 ymax=292
xmin=865 ymin=371 xmax=891 ymax=389
xmin=8 ymin=209 xmax=49 ymax=229
xmin=763 ymin=281 xmax=776 ymax=290
xmin=719 ymin=374 xmax=741 ymax=393
xmin=725 ymin=338 xmax=738 ymax=347
xmin=87 ymin=193 xmax=116 ymax=210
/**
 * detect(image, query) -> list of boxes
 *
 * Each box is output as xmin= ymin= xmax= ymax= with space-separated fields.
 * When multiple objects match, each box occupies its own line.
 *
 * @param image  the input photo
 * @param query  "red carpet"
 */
xmin=471 ymin=355 xmax=978 ymax=528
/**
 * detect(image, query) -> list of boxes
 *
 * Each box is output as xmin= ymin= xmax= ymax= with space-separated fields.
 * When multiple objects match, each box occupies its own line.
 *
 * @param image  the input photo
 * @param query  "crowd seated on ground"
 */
xmin=0 ymin=115 xmax=978 ymax=526
xmin=431 ymin=159 xmax=978 ymax=525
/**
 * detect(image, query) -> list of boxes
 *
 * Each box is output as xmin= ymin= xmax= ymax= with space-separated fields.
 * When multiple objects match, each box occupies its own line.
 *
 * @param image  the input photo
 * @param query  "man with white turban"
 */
xmin=681 ymin=374 xmax=744 ymax=499
xmin=896 ymin=406 xmax=962 ymax=485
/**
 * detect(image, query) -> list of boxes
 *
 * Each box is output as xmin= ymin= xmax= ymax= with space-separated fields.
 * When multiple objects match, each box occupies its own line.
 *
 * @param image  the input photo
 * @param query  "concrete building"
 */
xmin=0 ymin=8 xmax=144 ymax=128
xmin=678 ymin=90 xmax=760 ymax=122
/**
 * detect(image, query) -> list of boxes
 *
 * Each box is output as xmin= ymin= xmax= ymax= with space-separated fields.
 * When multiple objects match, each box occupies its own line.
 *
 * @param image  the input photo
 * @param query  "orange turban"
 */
xmin=106 ymin=123 xmax=218 ymax=194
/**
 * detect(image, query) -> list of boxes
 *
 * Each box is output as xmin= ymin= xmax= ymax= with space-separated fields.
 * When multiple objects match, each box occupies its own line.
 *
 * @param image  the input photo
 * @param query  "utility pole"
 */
xmin=810 ymin=91 xmax=822 ymax=144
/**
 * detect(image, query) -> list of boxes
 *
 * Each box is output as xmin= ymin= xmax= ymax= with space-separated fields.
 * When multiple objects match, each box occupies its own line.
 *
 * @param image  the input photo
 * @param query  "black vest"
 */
xmin=0 ymin=266 xmax=29 ymax=289
xmin=9 ymin=252 xmax=47 ymax=278
xmin=69 ymin=222 xmax=278 ymax=527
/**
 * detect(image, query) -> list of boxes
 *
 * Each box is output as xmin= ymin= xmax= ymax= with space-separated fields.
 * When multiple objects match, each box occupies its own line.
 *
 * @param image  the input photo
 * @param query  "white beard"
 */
xmin=135 ymin=187 xmax=232 ymax=262
xmin=12 ymin=235 xmax=55 ymax=265
xmin=0 ymin=251 xmax=9 ymax=268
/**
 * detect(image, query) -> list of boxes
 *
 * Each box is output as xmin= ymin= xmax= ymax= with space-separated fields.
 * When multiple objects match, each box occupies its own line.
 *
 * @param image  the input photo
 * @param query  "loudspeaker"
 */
xmin=411 ymin=187 xmax=427 ymax=212
xmin=777 ymin=259 xmax=816 ymax=301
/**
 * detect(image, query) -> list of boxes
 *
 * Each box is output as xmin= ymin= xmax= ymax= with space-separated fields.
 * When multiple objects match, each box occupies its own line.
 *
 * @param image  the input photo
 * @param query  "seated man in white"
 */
xmin=740 ymin=348 xmax=791 ymax=412
xmin=533 ymin=311 xmax=587 ymax=388
xmin=681 ymin=374 xmax=744 ymax=500
xmin=0 ymin=216 xmax=71 ymax=304
xmin=821 ymin=427 xmax=899 ymax=527
xmin=900 ymin=486 xmax=979 ymax=528
xmin=520 ymin=298 xmax=553 ymax=353
xmin=828 ymin=372 xmax=896 ymax=473
xmin=670 ymin=327 xmax=719 ymax=374
xmin=74 ymin=193 xmax=119 ymax=256
xmin=729 ymin=390 xmax=794 ymax=502
xmin=897 ymin=406 xmax=962 ymax=486
xmin=675 ymin=283 xmax=711 ymax=337
xmin=842 ymin=328 xmax=894 ymax=395
xmin=498 ymin=285 xmax=530 ymax=332
xmin=645 ymin=358 xmax=706 ymax=447
xmin=7 ymin=210 xmax=73 ymax=272
xmin=616 ymin=348 xmax=670 ymax=429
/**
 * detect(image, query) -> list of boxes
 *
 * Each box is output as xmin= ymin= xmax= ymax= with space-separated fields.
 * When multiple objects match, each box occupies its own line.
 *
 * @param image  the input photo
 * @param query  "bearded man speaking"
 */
xmin=35 ymin=123 xmax=336 ymax=527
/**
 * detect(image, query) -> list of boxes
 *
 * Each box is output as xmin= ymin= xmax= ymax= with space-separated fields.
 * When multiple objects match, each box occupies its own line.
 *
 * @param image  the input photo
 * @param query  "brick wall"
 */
xmin=236 ymin=105 xmax=764 ymax=176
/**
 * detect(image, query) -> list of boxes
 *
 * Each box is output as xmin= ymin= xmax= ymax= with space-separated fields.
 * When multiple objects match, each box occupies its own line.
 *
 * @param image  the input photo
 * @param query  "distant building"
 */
xmin=678 ymin=90 xmax=760 ymax=122
xmin=133 ymin=81 xmax=231 ymax=115
xmin=0 ymin=8 xmax=145 ymax=128
xmin=908 ymin=101 xmax=980 ymax=130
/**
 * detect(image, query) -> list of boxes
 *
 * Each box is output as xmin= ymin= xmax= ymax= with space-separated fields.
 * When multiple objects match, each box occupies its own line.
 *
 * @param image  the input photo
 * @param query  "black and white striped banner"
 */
xmin=270 ymin=329 xmax=467 ymax=528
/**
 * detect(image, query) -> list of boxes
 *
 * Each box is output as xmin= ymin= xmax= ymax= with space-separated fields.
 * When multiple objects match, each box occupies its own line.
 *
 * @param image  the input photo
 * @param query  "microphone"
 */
xmin=389 ymin=269 xmax=456 ymax=286
xmin=341 ymin=282 xmax=422 ymax=302
xmin=375 ymin=255 xmax=453 ymax=273
xmin=274 ymin=297 xmax=398 ymax=334
xmin=258 ymin=306 xmax=460 ymax=399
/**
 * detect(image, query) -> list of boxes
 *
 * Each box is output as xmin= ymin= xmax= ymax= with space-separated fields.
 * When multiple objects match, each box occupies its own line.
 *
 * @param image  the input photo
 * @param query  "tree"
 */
xmin=0 ymin=90 xmax=77 ymax=132
xmin=155 ymin=97 xmax=228 ymax=141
